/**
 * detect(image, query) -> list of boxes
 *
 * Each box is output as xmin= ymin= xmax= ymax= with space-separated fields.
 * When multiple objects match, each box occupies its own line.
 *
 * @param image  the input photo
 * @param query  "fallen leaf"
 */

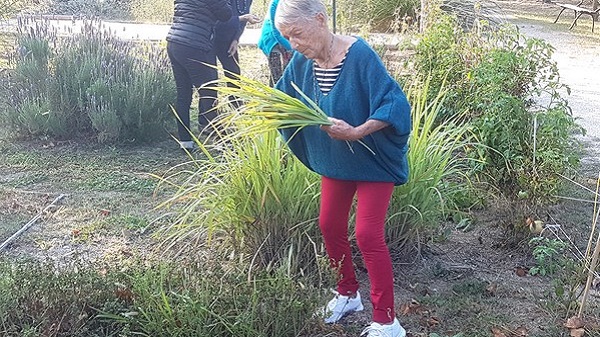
xmin=525 ymin=217 xmax=534 ymax=226
xmin=100 ymin=209 xmax=111 ymax=216
xmin=515 ymin=326 xmax=528 ymax=336
xmin=486 ymin=282 xmax=498 ymax=296
xmin=570 ymin=328 xmax=585 ymax=337
xmin=427 ymin=316 xmax=440 ymax=327
xmin=399 ymin=299 xmax=424 ymax=316
xmin=399 ymin=303 xmax=411 ymax=315
xmin=115 ymin=287 xmax=134 ymax=301
xmin=565 ymin=316 xmax=585 ymax=329
xmin=71 ymin=229 xmax=81 ymax=237
xmin=491 ymin=327 xmax=508 ymax=337
xmin=529 ymin=220 xmax=544 ymax=234
xmin=515 ymin=266 xmax=528 ymax=277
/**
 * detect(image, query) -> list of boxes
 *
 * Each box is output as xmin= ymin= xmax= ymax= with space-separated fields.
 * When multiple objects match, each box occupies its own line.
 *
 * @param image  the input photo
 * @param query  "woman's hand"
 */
xmin=228 ymin=40 xmax=239 ymax=57
xmin=320 ymin=118 xmax=361 ymax=141
xmin=239 ymin=14 xmax=262 ymax=24
xmin=320 ymin=117 xmax=389 ymax=141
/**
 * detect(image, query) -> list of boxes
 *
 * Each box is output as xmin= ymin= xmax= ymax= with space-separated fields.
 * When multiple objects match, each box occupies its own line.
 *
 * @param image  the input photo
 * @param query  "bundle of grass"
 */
xmin=205 ymin=71 xmax=377 ymax=155
xmin=205 ymin=71 xmax=332 ymax=141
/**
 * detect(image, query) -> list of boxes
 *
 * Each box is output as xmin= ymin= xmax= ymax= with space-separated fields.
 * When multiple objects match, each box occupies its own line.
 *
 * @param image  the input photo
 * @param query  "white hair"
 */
xmin=274 ymin=0 xmax=328 ymax=27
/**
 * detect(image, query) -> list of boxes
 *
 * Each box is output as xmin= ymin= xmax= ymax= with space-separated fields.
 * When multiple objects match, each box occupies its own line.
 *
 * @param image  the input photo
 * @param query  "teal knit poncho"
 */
xmin=275 ymin=38 xmax=412 ymax=185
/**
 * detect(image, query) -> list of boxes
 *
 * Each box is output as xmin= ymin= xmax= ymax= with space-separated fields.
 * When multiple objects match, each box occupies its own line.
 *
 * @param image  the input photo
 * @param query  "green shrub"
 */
xmin=529 ymin=237 xmax=569 ymax=276
xmin=129 ymin=0 xmax=172 ymax=23
xmin=42 ymin=0 xmax=133 ymax=20
xmin=2 ymin=18 xmax=176 ymax=143
xmin=410 ymin=13 xmax=582 ymax=204
xmin=333 ymin=0 xmax=418 ymax=32
xmin=0 ymin=0 xmax=26 ymax=17
xmin=0 ymin=256 xmax=323 ymax=337
xmin=0 ymin=258 xmax=124 ymax=336
xmin=368 ymin=0 xmax=419 ymax=32
xmin=102 ymin=257 xmax=323 ymax=337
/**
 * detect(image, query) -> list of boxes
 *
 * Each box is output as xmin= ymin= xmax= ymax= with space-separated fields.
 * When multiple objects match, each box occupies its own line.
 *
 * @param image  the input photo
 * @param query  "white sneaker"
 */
xmin=323 ymin=291 xmax=364 ymax=323
xmin=179 ymin=140 xmax=196 ymax=150
xmin=361 ymin=318 xmax=406 ymax=337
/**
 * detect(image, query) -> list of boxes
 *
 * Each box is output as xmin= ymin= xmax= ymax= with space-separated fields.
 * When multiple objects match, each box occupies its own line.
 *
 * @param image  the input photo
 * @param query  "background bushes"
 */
xmin=33 ymin=0 xmax=133 ymax=20
xmin=1 ymin=17 xmax=175 ymax=143
xmin=408 ymin=12 xmax=582 ymax=204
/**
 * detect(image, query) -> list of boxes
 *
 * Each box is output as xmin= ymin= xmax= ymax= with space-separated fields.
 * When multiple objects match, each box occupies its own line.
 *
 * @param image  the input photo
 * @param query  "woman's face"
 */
xmin=277 ymin=15 xmax=327 ymax=60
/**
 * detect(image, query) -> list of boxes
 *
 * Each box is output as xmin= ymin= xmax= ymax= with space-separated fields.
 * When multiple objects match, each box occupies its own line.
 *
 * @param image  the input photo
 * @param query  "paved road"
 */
xmin=1 ymin=17 xmax=262 ymax=45
xmin=2 ymin=16 xmax=403 ymax=47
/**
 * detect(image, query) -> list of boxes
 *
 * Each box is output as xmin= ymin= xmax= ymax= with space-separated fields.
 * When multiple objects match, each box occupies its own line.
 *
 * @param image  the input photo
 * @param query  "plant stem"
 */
xmin=579 ymin=172 xmax=600 ymax=317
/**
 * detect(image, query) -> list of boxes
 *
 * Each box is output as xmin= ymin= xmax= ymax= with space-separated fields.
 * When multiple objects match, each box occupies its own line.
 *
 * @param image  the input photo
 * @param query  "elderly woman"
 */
xmin=273 ymin=0 xmax=411 ymax=336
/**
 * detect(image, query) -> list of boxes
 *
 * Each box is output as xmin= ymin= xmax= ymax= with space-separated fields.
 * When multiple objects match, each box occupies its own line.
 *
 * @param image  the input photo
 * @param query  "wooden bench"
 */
xmin=553 ymin=1 xmax=600 ymax=32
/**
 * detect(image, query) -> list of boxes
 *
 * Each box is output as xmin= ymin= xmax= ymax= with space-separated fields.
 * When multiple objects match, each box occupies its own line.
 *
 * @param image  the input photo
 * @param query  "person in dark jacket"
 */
xmin=166 ymin=0 xmax=231 ymax=150
xmin=214 ymin=0 xmax=261 ymax=104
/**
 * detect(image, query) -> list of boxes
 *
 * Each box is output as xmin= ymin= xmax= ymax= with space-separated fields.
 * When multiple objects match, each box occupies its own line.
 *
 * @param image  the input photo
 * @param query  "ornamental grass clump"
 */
xmin=387 ymin=77 xmax=475 ymax=250
xmin=157 ymin=130 xmax=324 ymax=273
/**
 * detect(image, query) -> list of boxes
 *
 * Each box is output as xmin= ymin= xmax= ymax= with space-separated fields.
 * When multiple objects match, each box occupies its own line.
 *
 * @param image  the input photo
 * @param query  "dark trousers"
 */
xmin=167 ymin=41 xmax=217 ymax=142
xmin=214 ymin=38 xmax=240 ymax=80
xmin=214 ymin=38 xmax=241 ymax=108
xmin=267 ymin=44 xmax=293 ymax=87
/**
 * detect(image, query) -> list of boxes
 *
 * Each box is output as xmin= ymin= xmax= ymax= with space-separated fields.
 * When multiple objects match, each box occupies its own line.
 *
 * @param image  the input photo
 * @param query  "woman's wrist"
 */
xmin=354 ymin=119 xmax=389 ymax=139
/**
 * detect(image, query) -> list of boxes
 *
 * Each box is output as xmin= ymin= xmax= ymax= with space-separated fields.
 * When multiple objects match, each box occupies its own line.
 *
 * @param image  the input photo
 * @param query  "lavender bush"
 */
xmin=1 ymin=16 xmax=175 ymax=142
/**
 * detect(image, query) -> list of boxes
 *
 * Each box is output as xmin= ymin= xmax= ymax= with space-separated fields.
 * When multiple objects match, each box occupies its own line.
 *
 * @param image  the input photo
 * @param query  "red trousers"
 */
xmin=319 ymin=176 xmax=395 ymax=324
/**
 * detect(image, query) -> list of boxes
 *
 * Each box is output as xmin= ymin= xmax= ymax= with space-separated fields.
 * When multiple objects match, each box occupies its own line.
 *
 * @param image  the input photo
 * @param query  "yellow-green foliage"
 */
xmin=210 ymin=74 xmax=332 ymax=139
xmin=129 ymin=0 xmax=173 ymax=23
xmin=159 ymin=130 xmax=322 ymax=271
xmin=387 ymin=78 xmax=474 ymax=249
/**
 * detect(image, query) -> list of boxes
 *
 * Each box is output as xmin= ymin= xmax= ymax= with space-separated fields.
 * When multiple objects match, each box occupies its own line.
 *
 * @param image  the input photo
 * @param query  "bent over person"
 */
xmin=274 ymin=0 xmax=412 ymax=336
xmin=166 ymin=0 xmax=231 ymax=150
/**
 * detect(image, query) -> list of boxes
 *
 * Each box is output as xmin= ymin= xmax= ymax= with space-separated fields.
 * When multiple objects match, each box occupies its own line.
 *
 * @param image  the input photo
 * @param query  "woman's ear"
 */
xmin=315 ymin=12 xmax=327 ymax=27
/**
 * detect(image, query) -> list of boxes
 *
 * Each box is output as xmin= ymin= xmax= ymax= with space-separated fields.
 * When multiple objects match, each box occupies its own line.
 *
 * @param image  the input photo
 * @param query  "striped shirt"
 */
xmin=314 ymin=56 xmax=346 ymax=95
